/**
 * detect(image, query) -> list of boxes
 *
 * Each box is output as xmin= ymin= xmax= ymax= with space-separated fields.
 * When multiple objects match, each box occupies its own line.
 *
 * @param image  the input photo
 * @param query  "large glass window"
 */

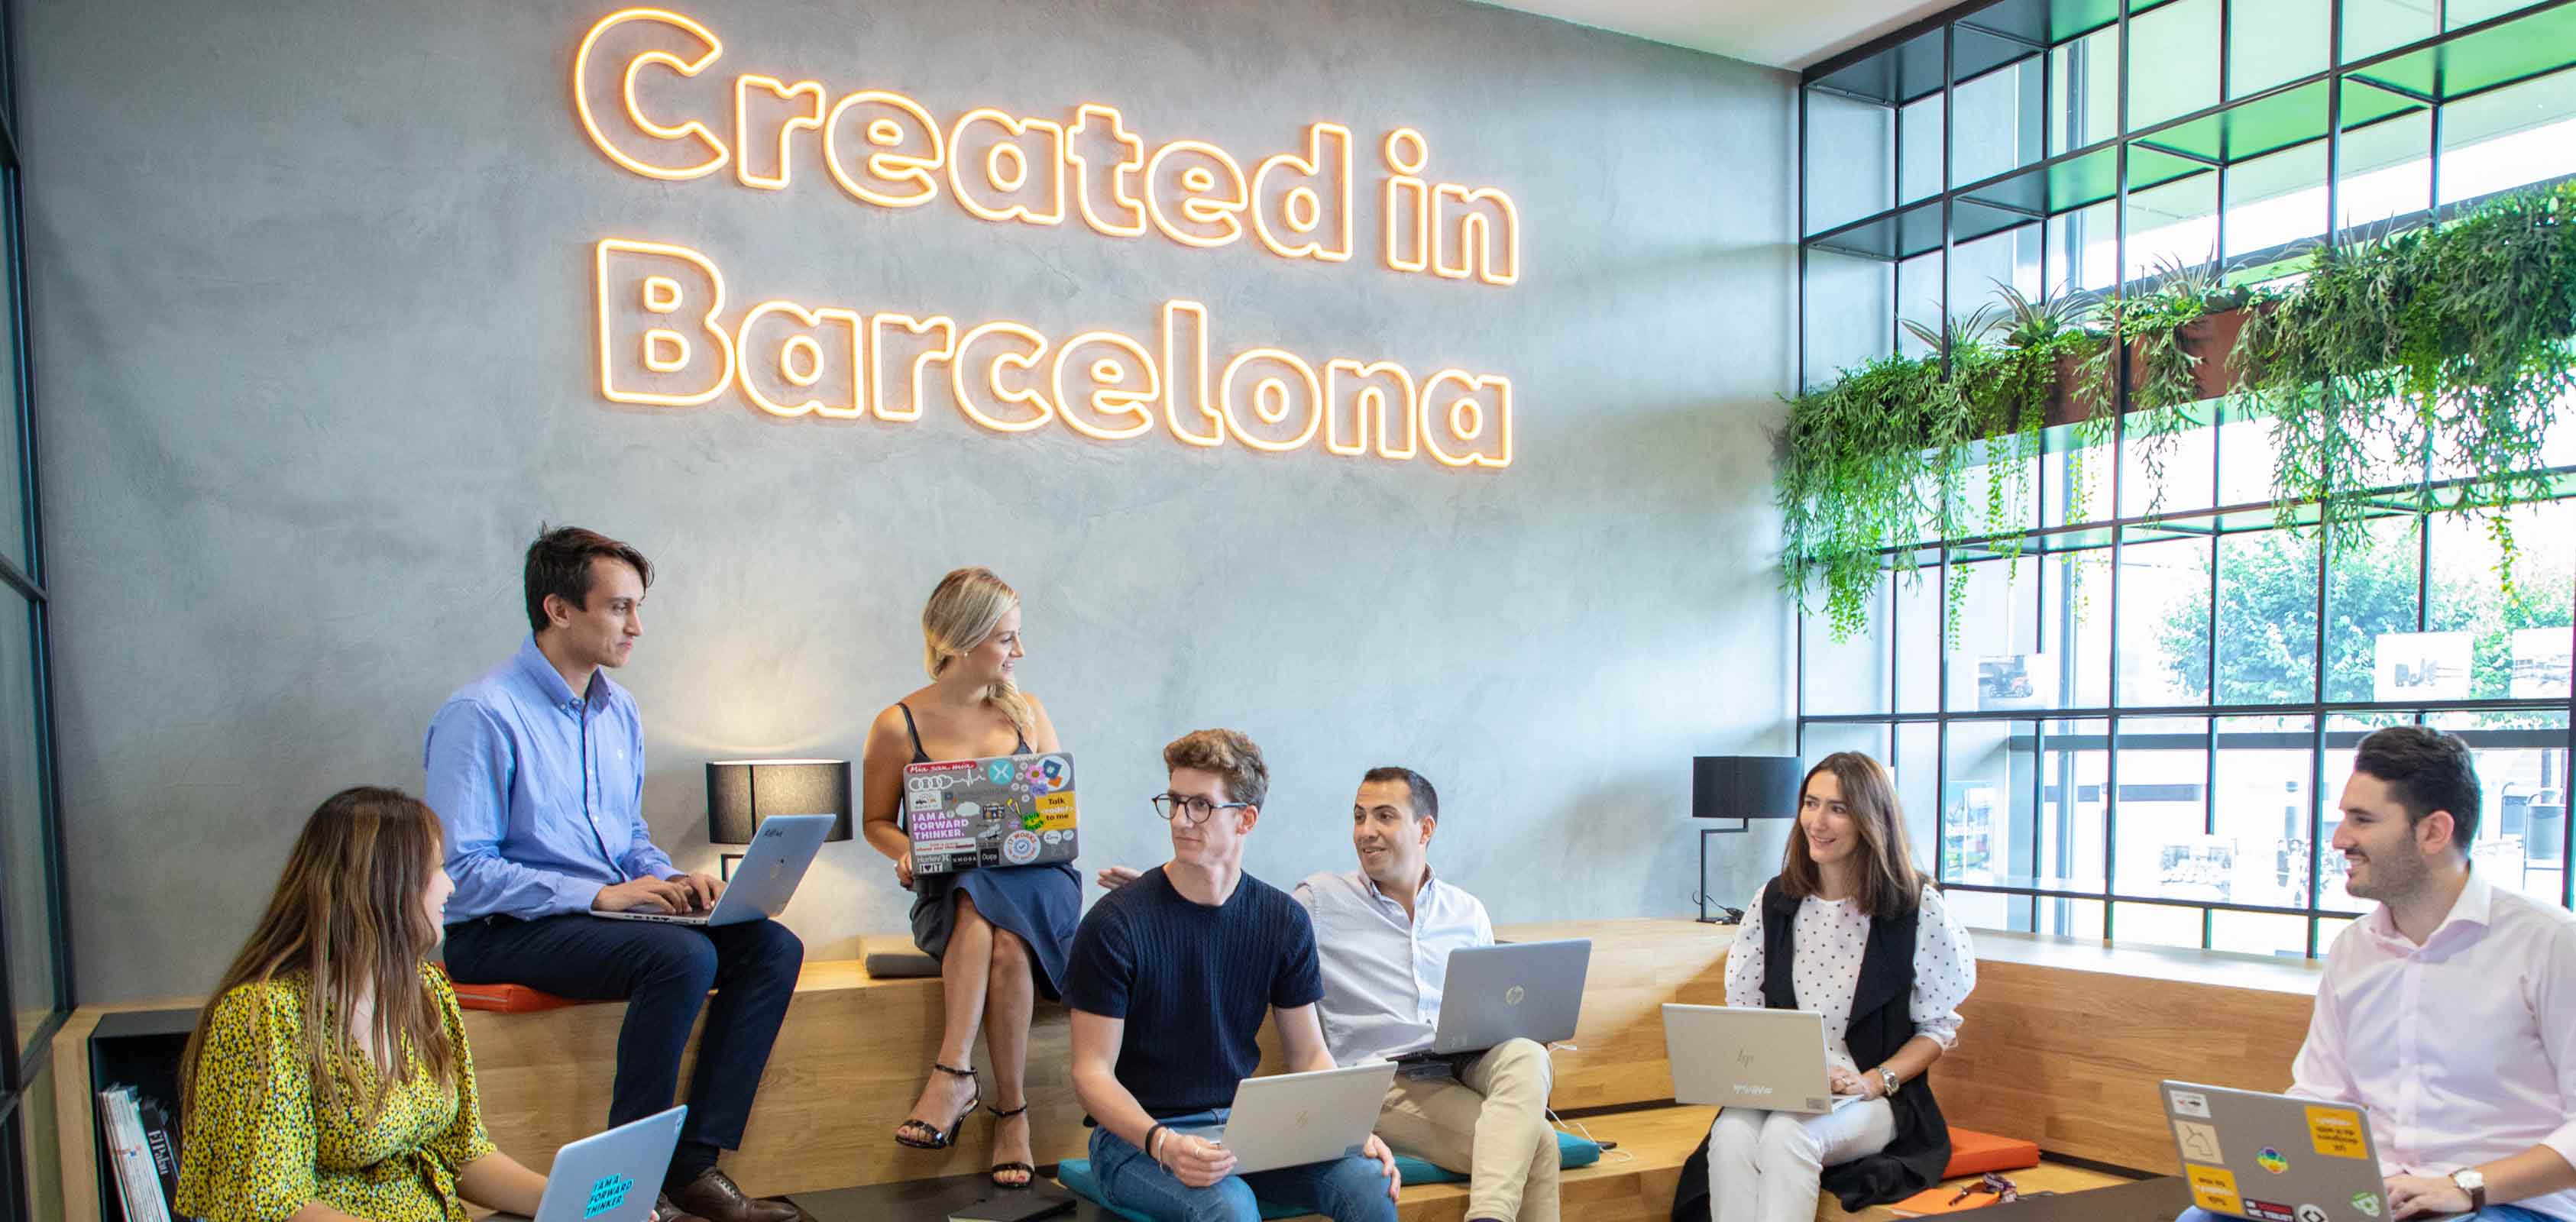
xmin=1797 ymin=0 xmax=2576 ymax=955
xmin=0 ymin=0 xmax=76 ymax=1216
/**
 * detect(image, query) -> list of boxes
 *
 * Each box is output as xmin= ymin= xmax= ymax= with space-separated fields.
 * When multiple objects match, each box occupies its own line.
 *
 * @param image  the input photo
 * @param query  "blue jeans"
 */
xmin=444 ymin=913 xmax=804 ymax=1182
xmin=1089 ymin=1109 xmax=1399 ymax=1222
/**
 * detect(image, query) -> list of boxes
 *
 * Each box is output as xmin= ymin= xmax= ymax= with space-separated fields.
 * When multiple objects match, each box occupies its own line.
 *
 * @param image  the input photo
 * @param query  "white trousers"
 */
xmin=1704 ymin=1100 xmax=1898 ymax=1222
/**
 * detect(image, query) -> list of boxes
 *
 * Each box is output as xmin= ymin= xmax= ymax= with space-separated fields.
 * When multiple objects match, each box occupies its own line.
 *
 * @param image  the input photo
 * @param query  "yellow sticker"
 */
xmin=2306 ymin=1107 xmax=2367 ymax=1160
xmin=2188 ymin=1165 xmax=2243 ymax=1214
xmin=1034 ymin=792 xmax=1076 ymax=828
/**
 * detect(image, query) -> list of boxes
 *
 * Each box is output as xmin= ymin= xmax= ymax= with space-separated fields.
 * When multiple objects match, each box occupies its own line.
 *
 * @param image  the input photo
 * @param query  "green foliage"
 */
xmin=2156 ymin=525 xmax=2573 ymax=724
xmin=2234 ymin=181 xmax=2576 ymax=601
xmin=1782 ymin=180 xmax=2576 ymax=642
xmin=1779 ymin=282 xmax=2105 ymax=641
xmin=2076 ymin=255 xmax=2254 ymax=517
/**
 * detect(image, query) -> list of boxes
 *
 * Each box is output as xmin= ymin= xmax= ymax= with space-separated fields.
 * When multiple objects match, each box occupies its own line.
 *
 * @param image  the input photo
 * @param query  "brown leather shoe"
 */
xmin=667 ymin=1169 xmax=800 ymax=1222
xmin=652 ymin=1195 xmax=710 ymax=1222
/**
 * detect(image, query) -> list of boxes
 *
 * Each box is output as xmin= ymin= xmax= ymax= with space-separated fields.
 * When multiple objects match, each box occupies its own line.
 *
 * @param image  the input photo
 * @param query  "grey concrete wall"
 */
xmin=21 ymin=0 xmax=1798 ymax=1002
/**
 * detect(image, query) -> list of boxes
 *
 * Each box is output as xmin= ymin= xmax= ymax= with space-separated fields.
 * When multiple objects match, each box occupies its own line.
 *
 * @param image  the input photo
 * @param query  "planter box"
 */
xmin=2039 ymin=304 xmax=2254 ymax=429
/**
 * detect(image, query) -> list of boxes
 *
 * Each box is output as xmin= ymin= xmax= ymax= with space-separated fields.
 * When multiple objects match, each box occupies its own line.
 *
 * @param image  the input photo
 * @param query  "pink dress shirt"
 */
xmin=2290 ymin=874 xmax=2576 ymax=1219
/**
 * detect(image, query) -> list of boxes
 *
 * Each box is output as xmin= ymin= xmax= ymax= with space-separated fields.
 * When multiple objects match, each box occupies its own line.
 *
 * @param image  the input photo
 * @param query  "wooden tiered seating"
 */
xmin=53 ymin=917 xmax=2325 ymax=1222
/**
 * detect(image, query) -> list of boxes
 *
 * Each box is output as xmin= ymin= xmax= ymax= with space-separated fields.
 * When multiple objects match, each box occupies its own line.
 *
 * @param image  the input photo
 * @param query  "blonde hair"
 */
xmin=923 ymin=567 xmax=1034 ymax=739
xmin=181 ymin=787 xmax=455 ymax=1124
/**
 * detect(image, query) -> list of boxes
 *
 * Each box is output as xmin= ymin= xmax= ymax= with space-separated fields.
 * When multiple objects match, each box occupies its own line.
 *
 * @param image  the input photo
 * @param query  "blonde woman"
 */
xmin=176 ymin=787 xmax=549 ymax=1222
xmin=862 ymin=567 xmax=1074 ymax=1188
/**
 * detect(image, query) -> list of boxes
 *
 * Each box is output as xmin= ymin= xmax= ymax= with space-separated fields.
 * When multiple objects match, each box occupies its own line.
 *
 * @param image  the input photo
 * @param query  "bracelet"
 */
xmin=1146 ymin=1123 xmax=1170 ymax=1163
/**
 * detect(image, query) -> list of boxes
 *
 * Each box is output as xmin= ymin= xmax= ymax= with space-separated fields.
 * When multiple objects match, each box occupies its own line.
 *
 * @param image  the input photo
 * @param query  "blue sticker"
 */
xmin=984 ymin=758 xmax=1018 ymax=785
xmin=584 ymin=1173 xmax=634 ymax=1219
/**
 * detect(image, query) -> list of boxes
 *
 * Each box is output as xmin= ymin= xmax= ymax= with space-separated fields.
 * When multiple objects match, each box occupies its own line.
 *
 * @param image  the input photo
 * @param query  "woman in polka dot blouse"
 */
xmin=1697 ymin=752 xmax=1977 ymax=1221
xmin=175 ymin=787 xmax=551 ymax=1222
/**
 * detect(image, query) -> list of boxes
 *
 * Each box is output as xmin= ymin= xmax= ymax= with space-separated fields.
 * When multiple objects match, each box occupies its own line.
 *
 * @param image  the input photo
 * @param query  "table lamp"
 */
xmin=1691 ymin=755 xmax=1805 ymax=923
xmin=707 ymin=759 xmax=853 ymax=880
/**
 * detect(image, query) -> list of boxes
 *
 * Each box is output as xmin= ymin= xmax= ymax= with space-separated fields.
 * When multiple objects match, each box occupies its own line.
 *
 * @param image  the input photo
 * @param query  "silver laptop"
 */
xmin=488 ymin=1105 xmax=685 ymax=1222
xmin=598 ymin=814 xmax=831 ymax=926
xmin=905 ymin=751 xmax=1078 ymax=874
xmin=1663 ymin=1004 xmax=1862 ymax=1115
xmin=1426 ymin=939 xmax=1591 ymax=1056
xmin=2160 ymin=1081 xmax=2419 ymax=1222
xmin=1173 ymin=1062 xmax=1399 ymax=1174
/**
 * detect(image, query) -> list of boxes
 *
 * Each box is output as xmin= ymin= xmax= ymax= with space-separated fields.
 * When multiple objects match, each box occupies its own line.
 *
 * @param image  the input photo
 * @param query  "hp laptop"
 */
xmin=1173 ymin=1062 xmax=1399 ymax=1174
xmin=2160 ymin=1081 xmax=2419 ymax=1222
xmin=599 ymin=813 xmax=830 ymax=926
xmin=1663 ymin=1004 xmax=1862 ymax=1115
xmin=905 ymin=752 xmax=1078 ymax=874
xmin=488 ymin=1105 xmax=686 ymax=1222
xmin=1425 ymin=939 xmax=1591 ymax=1056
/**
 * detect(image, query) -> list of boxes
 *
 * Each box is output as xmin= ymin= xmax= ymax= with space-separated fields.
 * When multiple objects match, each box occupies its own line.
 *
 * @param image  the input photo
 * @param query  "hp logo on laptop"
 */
xmin=1504 ymin=985 xmax=1525 ymax=1006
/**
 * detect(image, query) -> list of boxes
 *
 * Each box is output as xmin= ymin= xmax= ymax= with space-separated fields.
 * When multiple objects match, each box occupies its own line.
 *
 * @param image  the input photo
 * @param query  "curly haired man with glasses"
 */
xmin=1062 ymin=729 xmax=1400 ymax=1222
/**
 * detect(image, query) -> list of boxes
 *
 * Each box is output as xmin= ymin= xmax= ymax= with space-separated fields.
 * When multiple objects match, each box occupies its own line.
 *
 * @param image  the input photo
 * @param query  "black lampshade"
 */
xmin=707 ymin=759 xmax=853 ymax=844
xmin=1691 ymin=755 xmax=1804 ymax=820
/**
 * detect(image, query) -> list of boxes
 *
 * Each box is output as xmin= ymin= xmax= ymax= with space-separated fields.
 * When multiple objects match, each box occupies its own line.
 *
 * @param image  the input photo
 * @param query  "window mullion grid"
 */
xmin=1796 ymin=0 xmax=2576 ymax=955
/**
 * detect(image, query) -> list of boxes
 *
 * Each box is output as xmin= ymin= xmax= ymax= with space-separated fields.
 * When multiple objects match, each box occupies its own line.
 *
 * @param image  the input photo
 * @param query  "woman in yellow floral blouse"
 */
xmin=176 ymin=786 xmax=549 ymax=1222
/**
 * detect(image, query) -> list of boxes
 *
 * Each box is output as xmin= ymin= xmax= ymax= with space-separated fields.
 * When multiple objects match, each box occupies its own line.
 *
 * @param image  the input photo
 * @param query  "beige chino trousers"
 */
xmin=1374 ymin=1037 xmax=1560 ymax=1222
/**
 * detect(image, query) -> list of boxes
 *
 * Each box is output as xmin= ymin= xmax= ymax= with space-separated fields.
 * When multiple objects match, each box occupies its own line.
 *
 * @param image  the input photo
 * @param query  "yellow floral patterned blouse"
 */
xmin=174 ymin=963 xmax=498 ymax=1222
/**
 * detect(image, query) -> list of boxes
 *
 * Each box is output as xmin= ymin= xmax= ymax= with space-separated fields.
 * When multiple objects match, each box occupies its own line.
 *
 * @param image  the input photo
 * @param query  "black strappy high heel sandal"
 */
xmin=987 ymin=1101 xmax=1034 ymax=1188
xmin=894 ymin=1062 xmax=981 ymax=1149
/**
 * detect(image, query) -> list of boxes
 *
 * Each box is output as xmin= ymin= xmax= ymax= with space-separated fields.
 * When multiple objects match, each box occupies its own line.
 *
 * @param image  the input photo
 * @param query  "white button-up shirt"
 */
xmin=2291 ymin=874 xmax=2576 ymax=1219
xmin=1293 ymin=867 xmax=1494 ymax=1065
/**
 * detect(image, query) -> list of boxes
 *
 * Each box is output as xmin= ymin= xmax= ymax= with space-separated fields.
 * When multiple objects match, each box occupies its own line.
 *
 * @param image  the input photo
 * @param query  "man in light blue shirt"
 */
xmin=428 ymin=527 xmax=801 ymax=1222
xmin=1297 ymin=768 xmax=1558 ymax=1222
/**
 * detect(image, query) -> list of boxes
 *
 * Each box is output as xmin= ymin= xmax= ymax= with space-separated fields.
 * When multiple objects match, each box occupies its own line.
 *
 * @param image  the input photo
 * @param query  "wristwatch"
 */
xmin=1876 ymin=1067 xmax=1901 ymax=1098
xmin=2451 ymin=1169 xmax=2487 ymax=1211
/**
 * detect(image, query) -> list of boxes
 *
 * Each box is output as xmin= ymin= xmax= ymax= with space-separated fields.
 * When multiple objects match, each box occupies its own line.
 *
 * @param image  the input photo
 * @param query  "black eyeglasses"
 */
xmin=1150 ymin=793 xmax=1251 ymax=825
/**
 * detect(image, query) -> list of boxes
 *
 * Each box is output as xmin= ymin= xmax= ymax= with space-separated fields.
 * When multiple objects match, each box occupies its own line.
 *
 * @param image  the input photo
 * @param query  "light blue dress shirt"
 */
xmin=423 ymin=635 xmax=675 ymax=922
xmin=1293 ymin=866 xmax=1495 ymax=1065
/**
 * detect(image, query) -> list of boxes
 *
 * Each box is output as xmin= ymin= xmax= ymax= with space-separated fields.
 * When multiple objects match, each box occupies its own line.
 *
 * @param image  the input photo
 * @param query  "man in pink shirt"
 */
xmin=2264 ymin=726 xmax=2576 ymax=1221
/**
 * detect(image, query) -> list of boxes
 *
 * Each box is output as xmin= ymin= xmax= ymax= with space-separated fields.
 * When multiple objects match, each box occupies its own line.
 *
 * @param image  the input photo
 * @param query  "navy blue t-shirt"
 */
xmin=1063 ymin=865 xmax=1323 ymax=1119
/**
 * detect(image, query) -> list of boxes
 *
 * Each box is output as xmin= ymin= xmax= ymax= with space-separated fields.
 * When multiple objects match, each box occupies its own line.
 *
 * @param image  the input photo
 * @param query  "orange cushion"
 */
xmin=1942 ymin=1127 xmax=2040 ymax=1178
xmin=448 ymin=980 xmax=588 ymax=1013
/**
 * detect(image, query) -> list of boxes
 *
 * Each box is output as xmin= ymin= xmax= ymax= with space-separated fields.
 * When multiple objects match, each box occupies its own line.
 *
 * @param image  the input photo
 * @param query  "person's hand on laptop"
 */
xmin=666 ymin=871 xmax=723 ymax=911
xmin=1097 ymin=865 xmax=1141 ymax=891
xmin=1158 ymin=1132 xmax=1236 ymax=1187
xmin=1826 ymin=1066 xmax=1879 ymax=1099
xmin=1363 ymin=1134 xmax=1402 ymax=1201
xmin=594 ymin=876 xmax=691 ymax=913
xmin=2383 ymin=1174 xmax=2471 ymax=1219
xmin=895 ymin=851 xmax=916 ymax=890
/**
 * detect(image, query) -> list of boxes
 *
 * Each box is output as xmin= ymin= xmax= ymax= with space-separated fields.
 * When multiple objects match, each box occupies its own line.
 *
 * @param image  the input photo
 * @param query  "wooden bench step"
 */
xmin=1095 ymin=1105 xmax=2137 ymax=1222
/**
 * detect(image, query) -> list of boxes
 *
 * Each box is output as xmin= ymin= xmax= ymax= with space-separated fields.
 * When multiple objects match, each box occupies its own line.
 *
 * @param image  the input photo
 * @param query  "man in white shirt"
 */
xmin=2283 ymin=726 xmax=2576 ymax=1221
xmin=1101 ymin=767 xmax=1559 ymax=1221
xmin=1296 ymin=768 xmax=1557 ymax=1222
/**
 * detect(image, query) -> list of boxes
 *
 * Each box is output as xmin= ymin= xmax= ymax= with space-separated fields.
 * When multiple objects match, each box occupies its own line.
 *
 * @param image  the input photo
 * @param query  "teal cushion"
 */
xmin=1057 ymin=1132 xmax=1602 ymax=1215
xmin=1391 ymin=1131 xmax=1600 ymax=1184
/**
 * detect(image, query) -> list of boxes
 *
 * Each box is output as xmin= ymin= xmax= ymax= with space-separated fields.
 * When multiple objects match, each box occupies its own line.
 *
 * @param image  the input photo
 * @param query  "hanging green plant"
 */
xmin=2075 ymin=254 xmax=2252 ymax=517
xmin=1782 ymin=179 xmax=2576 ymax=644
xmin=1779 ymin=285 xmax=2102 ymax=642
xmin=2233 ymin=180 xmax=2576 ymax=603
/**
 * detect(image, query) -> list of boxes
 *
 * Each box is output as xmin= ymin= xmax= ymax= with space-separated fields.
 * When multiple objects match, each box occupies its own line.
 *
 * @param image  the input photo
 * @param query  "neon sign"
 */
xmin=575 ymin=8 xmax=1519 ymax=466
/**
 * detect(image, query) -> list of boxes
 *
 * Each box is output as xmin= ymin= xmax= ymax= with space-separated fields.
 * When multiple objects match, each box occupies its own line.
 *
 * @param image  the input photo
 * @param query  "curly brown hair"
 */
xmin=1163 ymin=729 xmax=1270 ymax=807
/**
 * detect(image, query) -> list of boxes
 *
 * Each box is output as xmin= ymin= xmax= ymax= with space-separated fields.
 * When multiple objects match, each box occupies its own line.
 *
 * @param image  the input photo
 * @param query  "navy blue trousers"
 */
xmin=444 ymin=913 xmax=804 ymax=1180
